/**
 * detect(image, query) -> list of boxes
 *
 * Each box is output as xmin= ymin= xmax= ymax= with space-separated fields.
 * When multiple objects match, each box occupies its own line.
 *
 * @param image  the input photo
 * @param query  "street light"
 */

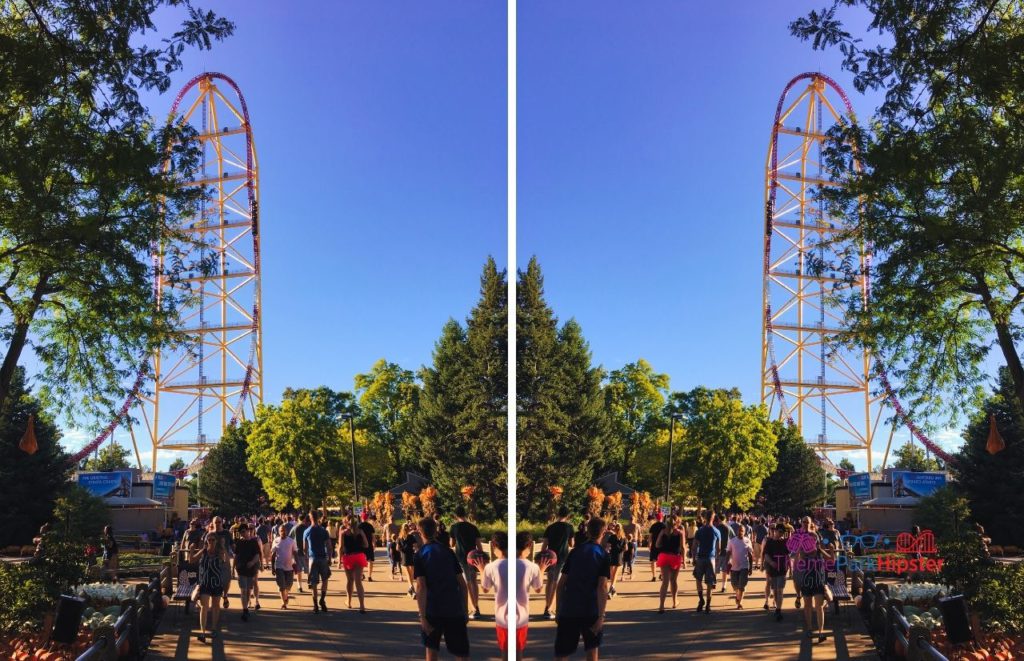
xmin=341 ymin=413 xmax=358 ymax=504
xmin=666 ymin=414 xmax=682 ymax=503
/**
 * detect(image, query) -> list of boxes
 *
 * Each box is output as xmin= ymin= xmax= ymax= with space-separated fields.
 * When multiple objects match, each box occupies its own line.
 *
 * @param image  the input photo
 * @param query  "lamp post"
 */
xmin=666 ymin=415 xmax=681 ymax=503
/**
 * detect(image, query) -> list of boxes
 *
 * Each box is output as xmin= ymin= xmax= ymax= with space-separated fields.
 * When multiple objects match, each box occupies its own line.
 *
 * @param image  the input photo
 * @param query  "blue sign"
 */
xmin=152 ymin=473 xmax=176 ymax=504
xmin=78 ymin=471 xmax=133 ymax=498
xmin=892 ymin=471 xmax=946 ymax=498
xmin=848 ymin=472 xmax=872 ymax=503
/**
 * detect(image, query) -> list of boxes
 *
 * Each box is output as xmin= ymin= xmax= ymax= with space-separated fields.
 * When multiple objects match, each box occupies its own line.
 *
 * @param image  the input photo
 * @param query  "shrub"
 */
xmin=51 ymin=485 xmax=110 ymax=547
xmin=913 ymin=485 xmax=972 ymax=543
xmin=0 ymin=563 xmax=50 ymax=635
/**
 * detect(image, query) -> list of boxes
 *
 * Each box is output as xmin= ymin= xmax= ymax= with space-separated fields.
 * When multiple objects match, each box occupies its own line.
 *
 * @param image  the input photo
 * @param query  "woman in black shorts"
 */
xmin=190 ymin=536 xmax=226 ymax=643
xmin=797 ymin=523 xmax=831 ymax=643
xmin=399 ymin=521 xmax=421 ymax=597
xmin=604 ymin=522 xmax=625 ymax=596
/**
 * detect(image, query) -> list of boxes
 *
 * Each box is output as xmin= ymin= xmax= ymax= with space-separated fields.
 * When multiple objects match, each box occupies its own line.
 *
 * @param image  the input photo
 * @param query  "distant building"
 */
xmin=594 ymin=472 xmax=634 ymax=497
xmin=389 ymin=471 xmax=430 ymax=519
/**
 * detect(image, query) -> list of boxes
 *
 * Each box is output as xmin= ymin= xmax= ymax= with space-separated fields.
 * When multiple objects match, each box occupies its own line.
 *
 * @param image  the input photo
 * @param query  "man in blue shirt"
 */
xmin=303 ymin=512 xmax=332 ymax=613
xmin=692 ymin=513 xmax=721 ymax=613
xmin=554 ymin=517 xmax=610 ymax=660
xmin=414 ymin=517 xmax=470 ymax=661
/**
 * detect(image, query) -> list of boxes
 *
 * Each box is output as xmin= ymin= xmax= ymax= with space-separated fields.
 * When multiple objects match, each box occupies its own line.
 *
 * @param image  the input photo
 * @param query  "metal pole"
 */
xmin=666 ymin=417 xmax=675 ymax=503
xmin=349 ymin=416 xmax=358 ymax=504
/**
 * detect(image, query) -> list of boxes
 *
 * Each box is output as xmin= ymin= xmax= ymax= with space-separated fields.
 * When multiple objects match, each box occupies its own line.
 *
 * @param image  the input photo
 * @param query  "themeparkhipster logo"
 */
xmin=773 ymin=529 xmax=943 ymax=574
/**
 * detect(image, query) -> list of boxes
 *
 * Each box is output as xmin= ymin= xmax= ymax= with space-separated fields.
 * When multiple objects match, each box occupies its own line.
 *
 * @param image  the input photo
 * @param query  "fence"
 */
xmin=75 ymin=563 xmax=172 ymax=661
xmin=857 ymin=572 xmax=948 ymax=661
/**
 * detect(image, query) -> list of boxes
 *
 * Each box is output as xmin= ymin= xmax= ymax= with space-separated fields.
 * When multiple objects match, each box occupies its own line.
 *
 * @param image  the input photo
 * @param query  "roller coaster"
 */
xmin=761 ymin=72 xmax=954 ymax=476
xmin=67 ymin=73 xmax=263 ymax=475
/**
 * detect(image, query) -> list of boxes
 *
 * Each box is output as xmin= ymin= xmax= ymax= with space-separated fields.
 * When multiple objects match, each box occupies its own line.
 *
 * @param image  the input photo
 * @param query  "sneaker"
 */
xmin=796 ymin=598 xmax=802 ymax=609
xmin=609 ymin=586 xmax=617 ymax=596
xmin=544 ymin=610 xmax=554 ymax=620
xmin=254 ymin=602 xmax=261 ymax=611
xmin=705 ymin=603 xmax=712 ymax=613
xmin=763 ymin=602 xmax=769 ymax=611
xmin=241 ymin=608 xmax=249 ymax=622
xmin=197 ymin=634 xmax=207 ymax=643
xmin=407 ymin=586 xmax=415 ymax=597
xmin=468 ymin=610 xmax=480 ymax=620
xmin=320 ymin=599 xmax=328 ymax=612
xmin=696 ymin=599 xmax=705 ymax=612
xmin=313 ymin=602 xmax=320 ymax=613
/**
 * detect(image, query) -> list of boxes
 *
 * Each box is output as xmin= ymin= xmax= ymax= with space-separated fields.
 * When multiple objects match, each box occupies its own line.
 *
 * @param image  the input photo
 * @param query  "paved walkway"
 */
xmin=147 ymin=547 xmax=502 ymax=660
xmin=524 ymin=551 xmax=878 ymax=660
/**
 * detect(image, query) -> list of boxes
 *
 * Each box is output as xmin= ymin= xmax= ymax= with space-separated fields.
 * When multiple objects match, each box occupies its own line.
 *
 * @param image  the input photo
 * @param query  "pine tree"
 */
xmin=956 ymin=367 xmax=1024 ymax=545
xmin=0 ymin=367 xmax=70 ymax=546
xmin=418 ymin=259 xmax=507 ymax=520
xmin=757 ymin=422 xmax=827 ymax=519
xmin=195 ymin=421 xmax=268 ymax=518
xmin=516 ymin=258 xmax=609 ymax=519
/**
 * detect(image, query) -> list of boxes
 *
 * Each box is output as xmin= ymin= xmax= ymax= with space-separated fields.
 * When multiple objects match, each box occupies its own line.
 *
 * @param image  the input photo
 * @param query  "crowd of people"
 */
xmin=511 ymin=506 xmax=858 ymax=659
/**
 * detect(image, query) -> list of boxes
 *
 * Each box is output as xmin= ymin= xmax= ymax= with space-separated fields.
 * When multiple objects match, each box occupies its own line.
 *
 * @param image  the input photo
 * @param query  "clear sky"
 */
xmin=517 ymin=1 xmax=962 ymax=468
xmin=59 ymin=2 xmax=506 ymax=466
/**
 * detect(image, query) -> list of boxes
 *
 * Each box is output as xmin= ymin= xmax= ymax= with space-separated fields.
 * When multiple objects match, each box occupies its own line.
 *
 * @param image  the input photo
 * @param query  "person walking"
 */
xmin=752 ymin=517 xmax=769 ymax=570
xmin=603 ymin=522 xmax=625 ymax=597
xmin=101 ymin=525 xmax=119 ymax=582
xmin=654 ymin=515 xmax=685 ymax=612
xmin=304 ymin=512 xmax=333 ymax=613
xmin=761 ymin=523 xmax=790 ymax=621
xmin=712 ymin=513 xmax=734 ymax=594
xmin=191 ymin=535 xmax=227 ymax=643
xmin=622 ymin=534 xmax=636 ymax=579
xmin=727 ymin=524 xmax=754 ymax=608
xmin=340 ymin=515 xmax=369 ymax=612
xmin=648 ymin=513 xmax=666 ymax=582
xmin=290 ymin=513 xmax=310 ymax=593
xmin=795 ymin=521 xmax=830 ymax=643
xmin=541 ymin=506 xmax=575 ymax=619
xmin=448 ymin=506 xmax=483 ymax=620
xmin=554 ymin=517 xmax=610 ymax=661
xmin=401 ymin=521 xmax=422 ymax=597
xmin=415 ymin=517 xmax=470 ymax=661
xmin=358 ymin=515 xmax=377 ymax=582
xmin=233 ymin=523 xmax=262 ymax=620
xmin=270 ymin=524 xmax=298 ymax=609
xmin=691 ymin=513 xmax=721 ymax=613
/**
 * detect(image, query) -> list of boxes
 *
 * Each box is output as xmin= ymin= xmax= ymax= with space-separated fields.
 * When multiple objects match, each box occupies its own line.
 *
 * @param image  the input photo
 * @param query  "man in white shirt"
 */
xmin=270 ymin=524 xmax=298 ymax=609
xmin=726 ymin=525 xmax=754 ymax=609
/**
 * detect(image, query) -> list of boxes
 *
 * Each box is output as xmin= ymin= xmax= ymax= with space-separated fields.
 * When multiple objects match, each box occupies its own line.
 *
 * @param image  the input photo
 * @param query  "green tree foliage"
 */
xmin=791 ymin=1 xmax=1024 ymax=419
xmin=0 ymin=1 xmax=234 ymax=421
xmin=838 ymin=457 xmax=855 ymax=473
xmin=418 ymin=259 xmax=507 ymax=519
xmin=51 ymin=484 xmax=110 ymax=547
xmin=168 ymin=457 xmax=186 ymax=472
xmin=913 ymin=485 xmax=972 ymax=543
xmin=194 ymin=421 xmax=268 ymax=518
xmin=890 ymin=441 xmax=943 ymax=472
xmin=956 ymin=367 xmax=1024 ymax=545
xmin=247 ymin=387 xmax=356 ymax=511
xmin=354 ymin=359 xmax=420 ymax=485
xmin=757 ymin=422 xmax=827 ymax=518
xmin=604 ymin=360 xmax=669 ymax=484
xmin=0 ymin=367 xmax=69 ymax=546
xmin=80 ymin=442 xmax=133 ymax=471
xmin=516 ymin=258 xmax=609 ymax=519
xmin=675 ymin=387 xmax=778 ymax=510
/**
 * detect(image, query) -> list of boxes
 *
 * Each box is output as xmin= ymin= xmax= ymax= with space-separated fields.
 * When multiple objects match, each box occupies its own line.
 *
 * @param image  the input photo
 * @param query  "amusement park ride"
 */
xmin=68 ymin=73 xmax=262 ymax=475
xmin=761 ymin=72 xmax=954 ymax=476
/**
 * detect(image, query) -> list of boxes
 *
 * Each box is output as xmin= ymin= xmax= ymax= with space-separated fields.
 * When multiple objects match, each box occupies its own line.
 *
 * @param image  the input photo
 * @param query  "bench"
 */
xmin=827 ymin=567 xmax=853 ymax=624
xmin=171 ymin=569 xmax=196 ymax=620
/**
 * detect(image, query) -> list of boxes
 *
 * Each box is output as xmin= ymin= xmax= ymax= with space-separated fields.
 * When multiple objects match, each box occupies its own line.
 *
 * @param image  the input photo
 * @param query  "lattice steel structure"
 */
xmin=761 ymin=72 xmax=891 ymax=472
xmin=132 ymin=72 xmax=263 ymax=472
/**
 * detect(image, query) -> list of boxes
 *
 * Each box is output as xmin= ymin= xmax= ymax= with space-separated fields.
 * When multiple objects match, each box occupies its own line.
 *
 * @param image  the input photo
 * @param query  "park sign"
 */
xmin=848 ymin=472 xmax=872 ymax=505
xmin=78 ymin=470 xmax=133 ymax=499
xmin=892 ymin=471 xmax=946 ymax=498
xmin=152 ymin=472 xmax=176 ymax=504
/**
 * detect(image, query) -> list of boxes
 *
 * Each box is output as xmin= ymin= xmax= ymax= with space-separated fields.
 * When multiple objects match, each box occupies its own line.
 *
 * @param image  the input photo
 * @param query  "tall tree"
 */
xmin=246 ymin=387 xmax=356 ymax=511
xmin=604 ymin=360 xmax=669 ymax=484
xmin=168 ymin=457 xmax=186 ymax=472
xmin=516 ymin=258 xmax=609 ymax=519
xmin=758 ymin=422 xmax=828 ymax=518
xmin=194 ymin=422 xmax=268 ymax=518
xmin=891 ymin=441 xmax=943 ymax=472
xmin=354 ymin=359 xmax=420 ymax=485
xmin=956 ymin=367 xmax=1024 ymax=545
xmin=0 ymin=1 xmax=234 ymax=420
xmin=0 ymin=367 xmax=69 ymax=546
xmin=418 ymin=259 xmax=507 ymax=519
xmin=791 ymin=1 xmax=1024 ymax=419
xmin=80 ymin=442 xmax=133 ymax=472
xmin=838 ymin=457 xmax=856 ymax=473
xmin=675 ymin=387 xmax=778 ymax=510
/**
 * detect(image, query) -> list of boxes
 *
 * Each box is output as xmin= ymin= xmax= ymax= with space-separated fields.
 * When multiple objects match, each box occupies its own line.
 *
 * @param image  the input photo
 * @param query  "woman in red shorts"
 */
xmin=654 ymin=516 xmax=685 ymax=612
xmin=340 ymin=516 xmax=370 ymax=612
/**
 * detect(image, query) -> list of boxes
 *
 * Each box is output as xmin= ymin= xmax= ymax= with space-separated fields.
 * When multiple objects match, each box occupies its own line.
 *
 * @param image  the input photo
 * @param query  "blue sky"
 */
xmin=58 ymin=2 xmax=506 ymax=466
xmin=517 ymin=1 xmax=964 ymax=468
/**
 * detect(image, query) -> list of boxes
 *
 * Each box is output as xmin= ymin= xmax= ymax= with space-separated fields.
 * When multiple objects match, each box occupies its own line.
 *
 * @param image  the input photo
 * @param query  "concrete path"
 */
xmin=524 ymin=551 xmax=878 ymax=660
xmin=147 ymin=547 xmax=503 ymax=660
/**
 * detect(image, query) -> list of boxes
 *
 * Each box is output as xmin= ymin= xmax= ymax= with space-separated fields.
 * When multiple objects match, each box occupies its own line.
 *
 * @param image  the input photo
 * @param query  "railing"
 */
xmin=75 ymin=564 xmax=172 ymax=661
xmin=858 ymin=573 xmax=949 ymax=661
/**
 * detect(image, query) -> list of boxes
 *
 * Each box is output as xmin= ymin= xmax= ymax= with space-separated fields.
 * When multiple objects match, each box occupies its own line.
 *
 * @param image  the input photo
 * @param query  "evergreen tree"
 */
xmin=195 ymin=421 xmax=268 ymax=518
xmin=838 ymin=457 xmax=856 ymax=473
xmin=516 ymin=259 xmax=609 ymax=519
xmin=80 ymin=443 xmax=133 ymax=472
xmin=891 ymin=441 xmax=943 ymax=472
xmin=0 ymin=367 xmax=69 ymax=546
xmin=168 ymin=457 xmax=186 ymax=472
xmin=418 ymin=259 xmax=507 ymax=520
xmin=758 ymin=422 xmax=827 ymax=519
xmin=956 ymin=368 xmax=1024 ymax=545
